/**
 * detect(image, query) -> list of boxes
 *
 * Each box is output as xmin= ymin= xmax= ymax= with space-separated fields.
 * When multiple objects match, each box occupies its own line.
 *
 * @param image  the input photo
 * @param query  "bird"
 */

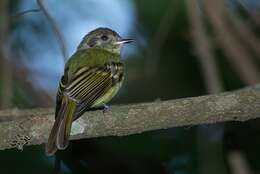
xmin=45 ymin=27 xmax=133 ymax=155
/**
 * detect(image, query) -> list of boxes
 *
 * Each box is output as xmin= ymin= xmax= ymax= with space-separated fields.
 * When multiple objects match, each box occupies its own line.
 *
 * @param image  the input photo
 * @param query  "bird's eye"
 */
xmin=101 ymin=35 xmax=108 ymax=41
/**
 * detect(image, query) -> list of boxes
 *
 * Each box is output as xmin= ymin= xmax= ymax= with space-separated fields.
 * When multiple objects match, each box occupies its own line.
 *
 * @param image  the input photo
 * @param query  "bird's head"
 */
xmin=77 ymin=28 xmax=133 ymax=54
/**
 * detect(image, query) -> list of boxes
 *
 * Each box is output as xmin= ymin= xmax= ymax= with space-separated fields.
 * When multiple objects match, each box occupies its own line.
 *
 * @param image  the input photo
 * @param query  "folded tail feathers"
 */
xmin=45 ymin=95 xmax=76 ymax=155
xmin=56 ymin=98 xmax=76 ymax=149
xmin=45 ymin=118 xmax=59 ymax=156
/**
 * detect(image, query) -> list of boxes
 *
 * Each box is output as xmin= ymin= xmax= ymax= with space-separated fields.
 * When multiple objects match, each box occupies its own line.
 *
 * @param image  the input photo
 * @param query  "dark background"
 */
xmin=0 ymin=0 xmax=260 ymax=173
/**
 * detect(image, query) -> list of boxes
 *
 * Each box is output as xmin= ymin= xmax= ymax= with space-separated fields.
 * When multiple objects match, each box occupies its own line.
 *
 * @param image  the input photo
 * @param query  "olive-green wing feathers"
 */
xmin=67 ymin=62 xmax=124 ymax=117
xmin=46 ymin=74 xmax=69 ymax=155
xmin=45 ymin=62 xmax=124 ymax=155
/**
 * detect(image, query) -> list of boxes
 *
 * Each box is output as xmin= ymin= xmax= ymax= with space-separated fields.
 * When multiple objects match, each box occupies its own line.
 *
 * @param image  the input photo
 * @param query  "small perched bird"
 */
xmin=45 ymin=28 xmax=133 ymax=155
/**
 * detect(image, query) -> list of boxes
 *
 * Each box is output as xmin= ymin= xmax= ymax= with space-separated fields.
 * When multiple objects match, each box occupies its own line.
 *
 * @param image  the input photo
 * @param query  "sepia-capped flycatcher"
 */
xmin=45 ymin=28 xmax=133 ymax=155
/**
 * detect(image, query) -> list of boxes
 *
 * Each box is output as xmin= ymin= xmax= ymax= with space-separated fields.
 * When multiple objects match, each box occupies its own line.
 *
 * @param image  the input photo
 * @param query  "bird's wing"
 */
xmin=55 ymin=74 xmax=67 ymax=119
xmin=46 ymin=62 xmax=123 ymax=155
xmin=46 ymin=69 xmax=71 ymax=155
xmin=65 ymin=62 xmax=124 ymax=118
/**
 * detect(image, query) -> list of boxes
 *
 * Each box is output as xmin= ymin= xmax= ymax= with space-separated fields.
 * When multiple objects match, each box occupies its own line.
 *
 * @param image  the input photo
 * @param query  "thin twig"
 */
xmin=0 ymin=1 xmax=53 ymax=110
xmin=0 ymin=84 xmax=260 ymax=150
xmin=11 ymin=9 xmax=41 ymax=18
xmin=37 ymin=0 xmax=68 ymax=63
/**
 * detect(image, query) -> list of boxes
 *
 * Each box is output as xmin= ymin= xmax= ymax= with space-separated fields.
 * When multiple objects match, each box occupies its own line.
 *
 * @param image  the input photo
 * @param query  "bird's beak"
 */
xmin=115 ymin=38 xmax=134 ymax=45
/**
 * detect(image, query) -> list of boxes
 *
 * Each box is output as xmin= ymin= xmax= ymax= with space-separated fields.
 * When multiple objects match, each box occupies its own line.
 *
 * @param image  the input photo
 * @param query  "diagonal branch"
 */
xmin=11 ymin=9 xmax=41 ymax=18
xmin=1 ymin=85 xmax=260 ymax=150
xmin=37 ymin=0 xmax=68 ymax=63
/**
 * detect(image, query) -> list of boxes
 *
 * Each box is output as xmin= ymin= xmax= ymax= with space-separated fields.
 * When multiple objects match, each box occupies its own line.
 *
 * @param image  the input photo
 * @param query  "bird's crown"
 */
xmin=77 ymin=27 xmax=133 ymax=54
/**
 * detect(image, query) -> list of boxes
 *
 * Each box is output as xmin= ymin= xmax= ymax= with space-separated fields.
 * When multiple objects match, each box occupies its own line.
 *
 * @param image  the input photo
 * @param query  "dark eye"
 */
xmin=101 ymin=35 xmax=108 ymax=41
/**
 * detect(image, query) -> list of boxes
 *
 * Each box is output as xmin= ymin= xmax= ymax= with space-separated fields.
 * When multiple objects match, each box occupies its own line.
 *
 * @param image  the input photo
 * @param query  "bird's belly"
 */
xmin=92 ymin=82 xmax=122 ymax=107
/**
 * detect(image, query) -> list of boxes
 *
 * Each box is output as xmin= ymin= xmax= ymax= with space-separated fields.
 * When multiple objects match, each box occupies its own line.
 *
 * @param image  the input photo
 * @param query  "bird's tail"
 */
xmin=45 ymin=95 xmax=76 ymax=155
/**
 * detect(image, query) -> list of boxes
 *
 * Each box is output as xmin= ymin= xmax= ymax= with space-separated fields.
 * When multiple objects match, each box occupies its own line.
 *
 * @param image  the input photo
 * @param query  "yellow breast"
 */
xmin=92 ymin=81 xmax=123 ymax=107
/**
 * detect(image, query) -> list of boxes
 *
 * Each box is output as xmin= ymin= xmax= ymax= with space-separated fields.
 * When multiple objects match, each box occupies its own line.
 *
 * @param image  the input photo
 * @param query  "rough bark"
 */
xmin=0 ymin=85 xmax=260 ymax=150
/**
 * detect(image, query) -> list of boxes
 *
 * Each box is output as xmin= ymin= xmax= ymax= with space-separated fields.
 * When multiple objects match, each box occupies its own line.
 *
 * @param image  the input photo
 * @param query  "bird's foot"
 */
xmin=102 ymin=103 xmax=109 ymax=114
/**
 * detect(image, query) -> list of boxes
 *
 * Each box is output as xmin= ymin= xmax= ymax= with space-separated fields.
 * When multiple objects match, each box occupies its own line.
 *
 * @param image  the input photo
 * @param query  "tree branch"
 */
xmin=1 ymin=85 xmax=260 ymax=150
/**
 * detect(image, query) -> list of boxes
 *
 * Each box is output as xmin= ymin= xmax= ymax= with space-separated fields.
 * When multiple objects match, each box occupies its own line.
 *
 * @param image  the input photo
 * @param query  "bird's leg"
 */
xmin=73 ymin=104 xmax=110 ymax=121
xmin=102 ymin=103 xmax=109 ymax=114
xmin=85 ymin=103 xmax=109 ymax=113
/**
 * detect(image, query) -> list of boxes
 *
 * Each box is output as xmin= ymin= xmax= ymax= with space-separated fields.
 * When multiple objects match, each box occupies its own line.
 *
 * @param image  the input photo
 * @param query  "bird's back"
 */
xmin=66 ymin=48 xmax=121 ymax=80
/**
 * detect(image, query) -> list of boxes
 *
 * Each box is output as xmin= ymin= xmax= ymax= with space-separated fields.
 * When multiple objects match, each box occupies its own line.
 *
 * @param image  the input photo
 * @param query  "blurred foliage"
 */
xmin=122 ymin=0 xmax=205 ymax=104
xmin=0 ymin=0 xmax=260 ymax=174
